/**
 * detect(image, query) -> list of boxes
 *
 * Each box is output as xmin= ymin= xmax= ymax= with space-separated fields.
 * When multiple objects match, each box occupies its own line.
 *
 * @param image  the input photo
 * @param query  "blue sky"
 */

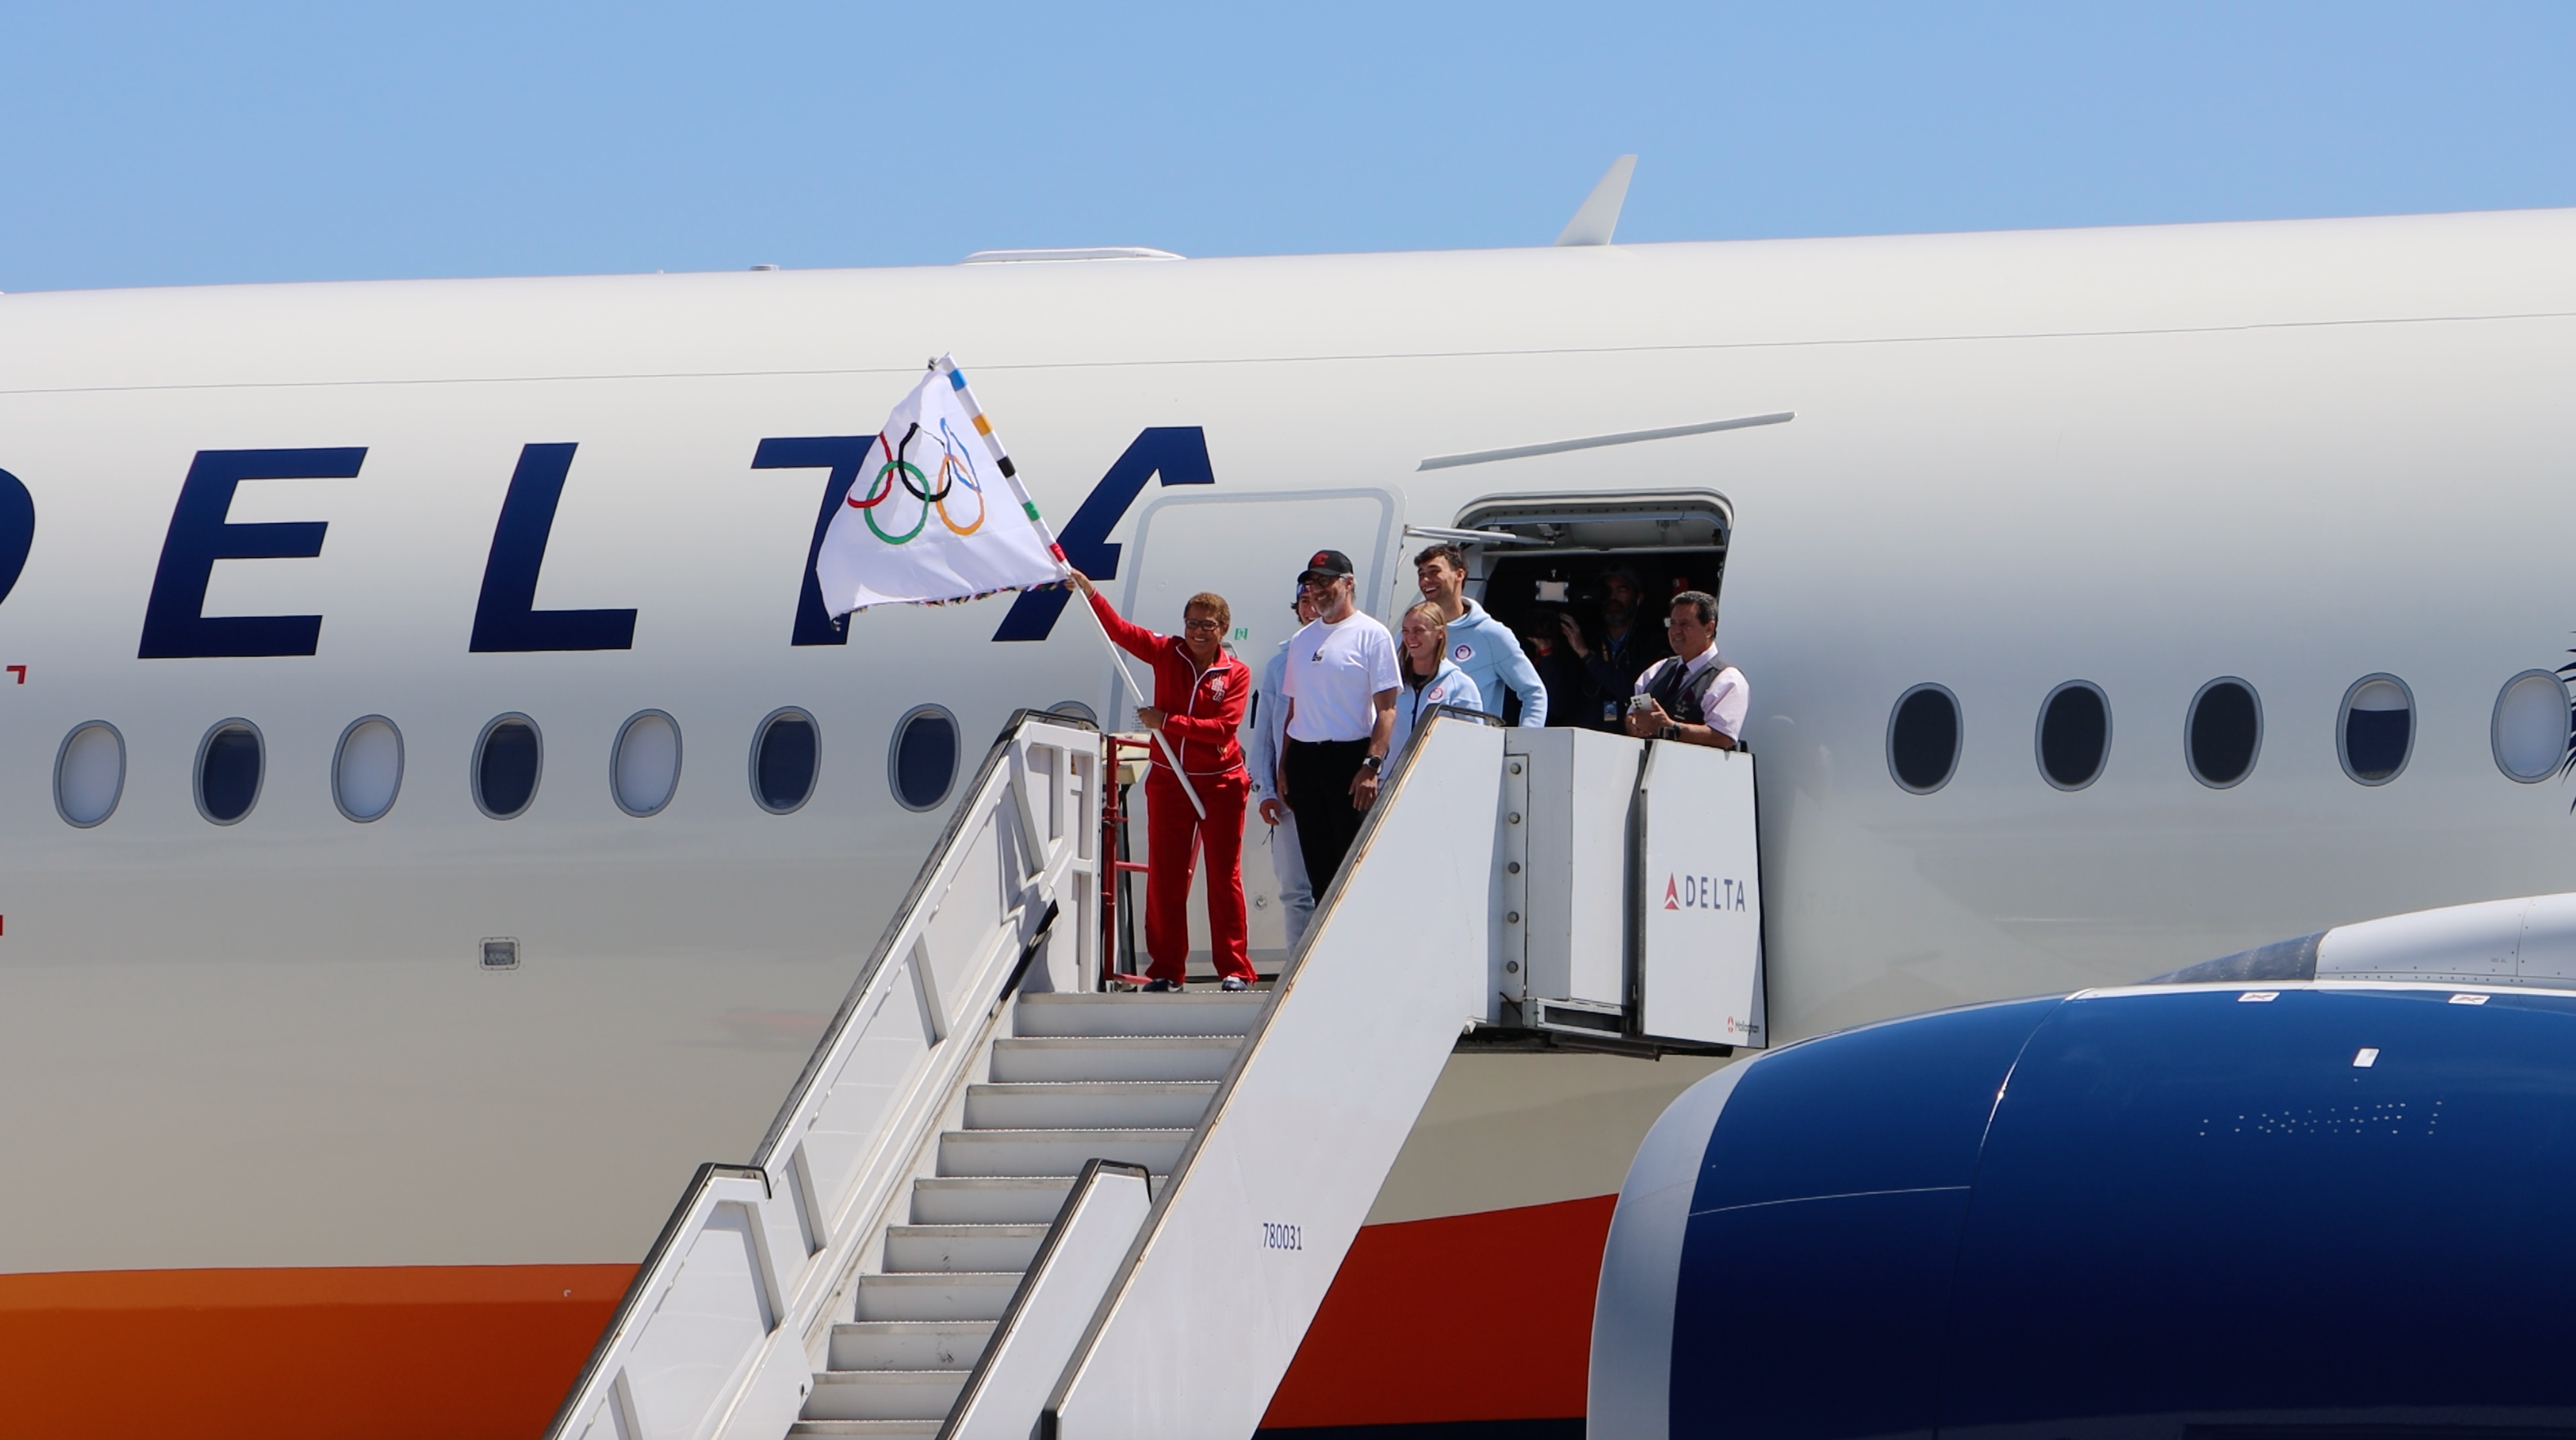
xmin=2 ymin=2 xmax=2570 ymax=291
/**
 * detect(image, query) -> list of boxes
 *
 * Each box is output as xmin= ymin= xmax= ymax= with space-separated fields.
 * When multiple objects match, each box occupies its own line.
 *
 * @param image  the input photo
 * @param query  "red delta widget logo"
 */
xmin=1663 ymin=874 xmax=1748 ymax=911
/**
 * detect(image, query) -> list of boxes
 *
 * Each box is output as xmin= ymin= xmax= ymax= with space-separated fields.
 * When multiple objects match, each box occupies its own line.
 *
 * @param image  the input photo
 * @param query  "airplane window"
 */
xmin=55 ymin=722 xmax=126 ymax=828
xmin=333 ymin=717 xmax=405 ymax=822
xmin=475 ymin=715 xmax=543 ymax=819
xmin=1886 ymin=684 xmax=1961 ymax=794
xmin=2187 ymin=678 xmax=2262 ymax=789
xmin=196 ymin=720 xmax=265 ymax=825
xmin=2492 ymin=669 xmax=2571 ymax=784
xmin=753 ymin=708 xmax=820 ymax=814
xmin=2037 ymin=682 xmax=2110 ymax=791
xmin=2337 ymin=675 xmax=2414 ymax=786
xmin=890 ymin=704 xmax=959 ymax=812
xmin=613 ymin=710 xmax=682 ymax=817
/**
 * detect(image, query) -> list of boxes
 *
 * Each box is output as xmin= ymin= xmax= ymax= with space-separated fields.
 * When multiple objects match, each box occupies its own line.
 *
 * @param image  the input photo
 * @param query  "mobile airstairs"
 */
xmin=548 ymin=707 xmax=1764 ymax=1440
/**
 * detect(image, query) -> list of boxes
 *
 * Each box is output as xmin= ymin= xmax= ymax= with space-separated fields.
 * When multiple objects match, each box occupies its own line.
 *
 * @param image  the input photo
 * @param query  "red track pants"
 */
xmin=1144 ymin=767 xmax=1254 ymax=984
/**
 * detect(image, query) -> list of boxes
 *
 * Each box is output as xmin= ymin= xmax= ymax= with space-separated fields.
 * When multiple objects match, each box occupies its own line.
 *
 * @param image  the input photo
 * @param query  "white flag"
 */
xmin=815 ymin=367 xmax=1067 ymax=616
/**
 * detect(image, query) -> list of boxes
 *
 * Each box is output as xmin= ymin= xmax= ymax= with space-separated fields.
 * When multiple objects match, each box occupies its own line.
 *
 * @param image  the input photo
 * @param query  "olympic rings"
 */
xmin=846 ymin=459 xmax=907 ymax=510
xmin=844 ymin=418 xmax=991 ymax=543
xmin=934 ymin=452 xmax=986 ymax=535
xmin=864 ymin=466 xmax=934 ymax=544
xmin=897 ymin=456 xmax=954 ymax=504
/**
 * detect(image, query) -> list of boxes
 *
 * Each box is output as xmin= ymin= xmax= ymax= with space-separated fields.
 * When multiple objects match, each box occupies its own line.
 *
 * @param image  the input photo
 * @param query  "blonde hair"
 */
xmin=1184 ymin=592 xmax=1231 ymax=633
xmin=1400 ymin=601 xmax=1448 ymax=679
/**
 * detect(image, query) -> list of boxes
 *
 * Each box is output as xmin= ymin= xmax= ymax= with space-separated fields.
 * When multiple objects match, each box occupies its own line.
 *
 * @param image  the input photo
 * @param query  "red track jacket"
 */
xmin=1086 ymin=589 xmax=1250 ymax=780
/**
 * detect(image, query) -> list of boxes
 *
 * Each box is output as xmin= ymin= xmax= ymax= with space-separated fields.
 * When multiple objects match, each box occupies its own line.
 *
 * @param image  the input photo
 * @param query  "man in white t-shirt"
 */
xmin=1626 ymin=590 xmax=1749 ymax=749
xmin=1280 ymin=548 xmax=1400 ymax=891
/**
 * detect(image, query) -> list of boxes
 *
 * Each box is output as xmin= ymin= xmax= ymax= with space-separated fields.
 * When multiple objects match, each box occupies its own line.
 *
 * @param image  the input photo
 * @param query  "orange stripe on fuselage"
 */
xmin=0 ymin=1263 xmax=634 ymax=1439
xmin=1263 ymin=1193 xmax=1618 ymax=1430
xmin=0 ymin=1194 xmax=1614 ymax=1438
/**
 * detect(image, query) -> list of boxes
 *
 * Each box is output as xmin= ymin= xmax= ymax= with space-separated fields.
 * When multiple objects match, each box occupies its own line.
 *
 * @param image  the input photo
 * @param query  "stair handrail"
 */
xmin=937 ymin=1159 xmax=1154 ymax=1440
xmin=753 ymin=707 xmax=1094 ymax=1165
xmin=1036 ymin=709 xmax=1497 ymax=1437
xmin=546 ymin=708 xmax=1103 ymax=1440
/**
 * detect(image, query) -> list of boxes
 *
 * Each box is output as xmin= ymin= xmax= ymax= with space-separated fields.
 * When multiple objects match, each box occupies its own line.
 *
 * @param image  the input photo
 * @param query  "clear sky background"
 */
xmin=2 ymin=2 xmax=2570 ymax=292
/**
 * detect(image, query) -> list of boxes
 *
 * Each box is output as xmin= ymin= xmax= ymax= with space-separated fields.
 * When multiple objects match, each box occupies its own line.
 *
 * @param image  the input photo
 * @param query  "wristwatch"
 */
xmin=1360 ymin=754 xmax=1383 ymax=772
xmin=1660 ymin=724 xmax=1679 ymax=742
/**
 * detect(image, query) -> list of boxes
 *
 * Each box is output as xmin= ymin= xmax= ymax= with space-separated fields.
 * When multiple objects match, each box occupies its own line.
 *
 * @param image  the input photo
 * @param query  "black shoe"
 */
xmin=1220 ymin=976 xmax=1250 ymax=992
xmin=1143 ymin=978 xmax=1183 ymax=994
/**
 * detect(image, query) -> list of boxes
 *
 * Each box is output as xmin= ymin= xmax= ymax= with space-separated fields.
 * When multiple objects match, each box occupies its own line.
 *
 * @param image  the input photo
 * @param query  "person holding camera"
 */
xmin=1555 ymin=565 xmax=1664 ymax=730
xmin=1625 ymin=590 xmax=1746 ymax=749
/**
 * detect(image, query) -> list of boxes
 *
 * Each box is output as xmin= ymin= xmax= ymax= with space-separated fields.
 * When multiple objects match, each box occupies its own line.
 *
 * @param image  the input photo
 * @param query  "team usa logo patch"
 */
xmin=1451 ymin=642 xmax=1474 ymax=663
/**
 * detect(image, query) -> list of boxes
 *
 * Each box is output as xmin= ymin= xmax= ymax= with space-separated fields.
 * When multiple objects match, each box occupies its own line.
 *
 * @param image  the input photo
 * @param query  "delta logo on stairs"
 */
xmin=1663 ymin=874 xmax=1748 ymax=912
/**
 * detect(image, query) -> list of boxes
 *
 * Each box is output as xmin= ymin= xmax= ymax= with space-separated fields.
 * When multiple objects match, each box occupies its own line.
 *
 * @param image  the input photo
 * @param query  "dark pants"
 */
xmin=1283 ymin=737 xmax=1371 ymax=894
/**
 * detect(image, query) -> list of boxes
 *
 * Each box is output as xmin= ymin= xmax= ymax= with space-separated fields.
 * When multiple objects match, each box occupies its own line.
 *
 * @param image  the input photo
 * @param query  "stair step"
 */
xmin=991 ymin=1035 xmax=1246 ymax=1082
xmin=886 ymin=1223 xmax=1048 ymax=1272
xmin=852 ymin=1272 xmax=1022 ymax=1321
xmin=803 ymin=1370 xmax=968 ymax=1422
xmin=910 ymin=1176 xmax=1076 ymax=1224
xmin=964 ymin=1080 xmax=1218 ymax=1130
xmin=1012 ymin=992 xmax=1264 ymax=1038
xmin=787 ymin=1423 xmax=941 ymax=1438
xmin=937 ymin=1127 xmax=1191 ymax=1178
xmin=829 ymin=1320 xmax=994 ymax=1371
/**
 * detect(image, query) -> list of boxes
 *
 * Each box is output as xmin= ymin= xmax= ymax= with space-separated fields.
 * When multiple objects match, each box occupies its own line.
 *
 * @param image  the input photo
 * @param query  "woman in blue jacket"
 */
xmin=1392 ymin=601 xmax=1480 ymax=759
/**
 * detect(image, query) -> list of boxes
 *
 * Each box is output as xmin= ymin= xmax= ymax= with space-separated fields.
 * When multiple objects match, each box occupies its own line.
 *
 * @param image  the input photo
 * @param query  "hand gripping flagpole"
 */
xmin=933 ymin=356 xmax=1206 ymax=821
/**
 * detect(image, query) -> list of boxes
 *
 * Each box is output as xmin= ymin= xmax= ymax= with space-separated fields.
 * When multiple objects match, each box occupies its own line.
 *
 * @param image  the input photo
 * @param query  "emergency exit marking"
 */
xmin=1262 ymin=1223 xmax=1302 ymax=1251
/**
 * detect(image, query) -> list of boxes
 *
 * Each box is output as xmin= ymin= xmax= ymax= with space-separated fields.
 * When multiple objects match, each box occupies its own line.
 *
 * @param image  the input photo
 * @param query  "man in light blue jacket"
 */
xmin=1415 ymin=543 xmax=1548 ymax=727
xmin=1249 ymin=585 xmax=1321 ymax=947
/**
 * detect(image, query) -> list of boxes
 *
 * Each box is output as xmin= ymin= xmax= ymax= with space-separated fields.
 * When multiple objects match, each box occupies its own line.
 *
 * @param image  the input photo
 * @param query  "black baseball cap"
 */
xmin=1299 ymin=549 xmax=1356 ymax=584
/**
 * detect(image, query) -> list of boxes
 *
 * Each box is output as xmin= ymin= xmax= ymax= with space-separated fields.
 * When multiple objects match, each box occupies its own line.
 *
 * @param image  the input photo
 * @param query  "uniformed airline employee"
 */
xmin=1414 ymin=543 xmax=1548 ymax=726
xmin=1280 ymin=549 xmax=1400 ymax=892
xmin=1250 ymin=583 xmax=1322 ymax=948
xmin=1626 ymin=590 xmax=1749 ymax=749
xmin=1069 ymin=570 xmax=1257 ymax=993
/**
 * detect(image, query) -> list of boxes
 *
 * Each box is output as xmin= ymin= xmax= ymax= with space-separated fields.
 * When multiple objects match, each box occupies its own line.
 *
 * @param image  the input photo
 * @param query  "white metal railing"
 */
xmin=1040 ymin=716 xmax=1506 ymax=1438
xmin=548 ymin=710 xmax=1103 ymax=1440
xmin=940 ymin=1160 xmax=1154 ymax=1440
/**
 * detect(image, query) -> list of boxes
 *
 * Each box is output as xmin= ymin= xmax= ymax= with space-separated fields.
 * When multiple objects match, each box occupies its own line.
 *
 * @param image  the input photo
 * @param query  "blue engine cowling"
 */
xmin=1591 ymin=982 xmax=2576 ymax=1440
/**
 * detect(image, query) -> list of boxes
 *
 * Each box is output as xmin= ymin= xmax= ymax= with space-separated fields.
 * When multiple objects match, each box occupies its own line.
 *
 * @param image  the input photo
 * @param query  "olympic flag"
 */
xmin=814 ymin=360 xmax=1069 ymax=616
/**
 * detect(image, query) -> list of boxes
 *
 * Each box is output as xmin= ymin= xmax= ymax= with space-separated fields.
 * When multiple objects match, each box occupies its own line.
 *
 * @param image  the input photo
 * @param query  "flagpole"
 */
xmin=934 ymin=356 xmax=1208 ymax=821
xmin=1076 ymin=596 xmax=1208 ymax=821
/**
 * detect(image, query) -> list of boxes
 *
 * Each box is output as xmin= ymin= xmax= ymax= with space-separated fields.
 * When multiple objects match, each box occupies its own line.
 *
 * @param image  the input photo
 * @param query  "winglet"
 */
xmin=1554 ymin=155 xmax=1637 ymax=246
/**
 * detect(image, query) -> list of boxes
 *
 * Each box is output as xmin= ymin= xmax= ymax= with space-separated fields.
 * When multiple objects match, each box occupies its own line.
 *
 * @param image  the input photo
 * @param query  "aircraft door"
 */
xmin=1115 ymin=489 xmax=1402 ymax=968
xmin=1636 ymin=740 xmax=1764 ymax=1047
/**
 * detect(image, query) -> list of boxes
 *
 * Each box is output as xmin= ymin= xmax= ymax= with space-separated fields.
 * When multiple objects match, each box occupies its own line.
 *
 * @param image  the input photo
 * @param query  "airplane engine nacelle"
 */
xmin=1592 ymin=969 xmax=2576 ymax=1440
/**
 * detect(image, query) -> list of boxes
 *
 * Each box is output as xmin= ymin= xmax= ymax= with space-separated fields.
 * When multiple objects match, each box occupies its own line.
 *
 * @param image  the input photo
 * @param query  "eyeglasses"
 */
xmin=1183 ymin=617 xmax=1224 ymax=633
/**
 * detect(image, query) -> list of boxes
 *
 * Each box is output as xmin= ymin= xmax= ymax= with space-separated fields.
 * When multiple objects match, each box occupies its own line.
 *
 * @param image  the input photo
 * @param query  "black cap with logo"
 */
xmin=1299 ymin=549 xmax=1356 ymax=585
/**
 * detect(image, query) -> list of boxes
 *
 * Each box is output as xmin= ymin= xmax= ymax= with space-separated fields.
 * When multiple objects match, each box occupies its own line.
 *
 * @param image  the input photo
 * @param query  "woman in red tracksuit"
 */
xmin=1069 ymin=570 xmax=1256 ymax=992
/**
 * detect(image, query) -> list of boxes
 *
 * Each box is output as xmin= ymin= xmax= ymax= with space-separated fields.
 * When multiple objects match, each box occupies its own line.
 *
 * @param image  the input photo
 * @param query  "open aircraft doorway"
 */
xmin=1115 ymin=488 xmax=1402 ymax=969
xmin=1443 ymin=490 xmax=1731 ymax=732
